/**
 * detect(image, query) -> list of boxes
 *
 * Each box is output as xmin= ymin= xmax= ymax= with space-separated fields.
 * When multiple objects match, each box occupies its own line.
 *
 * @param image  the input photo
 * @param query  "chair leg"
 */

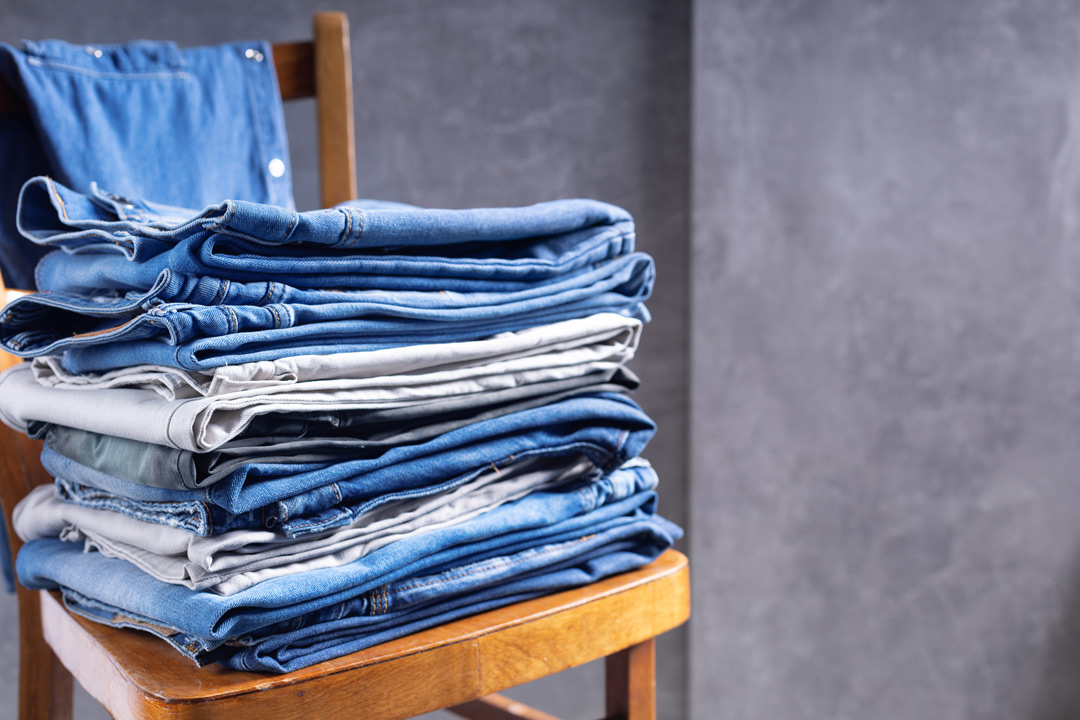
xmin=18 ymin=587 xmax=72 ymax=720
xmin=604 ymin=638 xmax=655 ymax=720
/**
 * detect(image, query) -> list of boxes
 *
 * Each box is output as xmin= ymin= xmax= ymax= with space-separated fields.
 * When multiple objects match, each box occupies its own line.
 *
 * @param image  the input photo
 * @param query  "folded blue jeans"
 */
xmin=18 ymin=176 xmax=631 ymax=288
xmin=18 ymin=460 xmax=672 ymax=664
xmin=44 ymin=393 xmax=655 ymax=537
xmin=1 ymin=254 xmax=653 ymax=371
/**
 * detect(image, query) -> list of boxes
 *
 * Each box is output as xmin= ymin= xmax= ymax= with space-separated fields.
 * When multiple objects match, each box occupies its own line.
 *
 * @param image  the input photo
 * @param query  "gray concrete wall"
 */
xmin=691 ymin=0 xmax=1080 ymax=718
xmin=0 ymin=2 xmax=690 ymax=718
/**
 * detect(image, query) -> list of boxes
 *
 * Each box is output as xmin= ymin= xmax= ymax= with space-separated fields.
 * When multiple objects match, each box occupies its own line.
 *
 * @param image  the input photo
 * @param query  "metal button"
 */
xmin=268 ymin=158 xmax=285 ymax=178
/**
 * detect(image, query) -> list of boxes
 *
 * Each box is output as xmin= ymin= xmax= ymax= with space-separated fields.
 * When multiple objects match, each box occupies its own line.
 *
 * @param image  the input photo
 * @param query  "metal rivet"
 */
xmin=94 ymin=50 xmax=103 ymax=58
xmin=244 ymin=48 xmax=264 ymax=62
xmin=268 ymin=158 xmax=285 ymax=178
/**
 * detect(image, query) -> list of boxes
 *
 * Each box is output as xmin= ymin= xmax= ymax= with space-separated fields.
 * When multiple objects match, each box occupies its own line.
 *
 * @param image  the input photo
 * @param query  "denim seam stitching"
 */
xmin=225 ymin=306 xmax=238 ymax=334
xmin=47 ymin=178 xmax=71 ymax=222
xmin=257 ymin=282 xmax=274 ymax=306
xmin=59 ymin=485 xmax=206 ymax=534
xmin=333 ymin=208 xmax=353 ymax=248
xmin=25 ymin=56 xmax=192 ymax=80
xmin=393 ymin=535 xmax=593 ymax=596
xmin=211 ymin=278 xmax=229 ymax=306
xmin=277 ymin=212 xmax=299 ymax=244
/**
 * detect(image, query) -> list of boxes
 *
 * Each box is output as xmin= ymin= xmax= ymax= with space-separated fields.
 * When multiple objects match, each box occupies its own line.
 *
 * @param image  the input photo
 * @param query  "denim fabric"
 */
xmin=216 ymin=525 xmax=679 ymax=673
xmin=30 ymin=313 xmax=641 ymax=399
xmin=0 ymin=338 xmax=637 ymax=451
xmin=1 ymin=255 xmax=652 ymax=371
xmin=16 ymin=455 xmax=597 ymax=594
xmin=41 ymin=369 xmax=638 ymax=491
xmin=0 ymin=41 xmax=293 ymax=289
xmin=17 ymin=460 xmax=676 ymax=668
xmin=18 ymin=176 xmax=629 ymax=282
xmin=44 ymin=393 xmax=654 ymax=537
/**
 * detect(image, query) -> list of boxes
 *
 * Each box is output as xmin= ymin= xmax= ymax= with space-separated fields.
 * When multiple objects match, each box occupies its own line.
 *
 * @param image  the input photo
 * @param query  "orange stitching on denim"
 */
xmin=341 ymin=207 xmax=353 ymax=247
xmin=277 ymin=211 xmax=298 ymax=244
xmin=350 ymin=209 xmax=363 ymax=247
xmin=47 ymin=178 xmax=70 ymax=221
xmin=212 ymin=278 xmax=229 ymax=306
xmin=258 ymin=282 xmax=274 ymax=306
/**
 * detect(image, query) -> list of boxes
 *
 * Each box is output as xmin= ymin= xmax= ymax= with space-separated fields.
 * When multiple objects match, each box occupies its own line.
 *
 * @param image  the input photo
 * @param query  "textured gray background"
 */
xmin=0 ymin=1 xmax=689 ymax=719
xmin=691 ymin=0 xmax=1080 ymax=718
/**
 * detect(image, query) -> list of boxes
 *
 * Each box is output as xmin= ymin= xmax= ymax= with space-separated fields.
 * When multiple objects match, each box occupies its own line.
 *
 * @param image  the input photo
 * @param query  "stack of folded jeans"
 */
xmin=0 ymin=176 xmax=680 ymax=672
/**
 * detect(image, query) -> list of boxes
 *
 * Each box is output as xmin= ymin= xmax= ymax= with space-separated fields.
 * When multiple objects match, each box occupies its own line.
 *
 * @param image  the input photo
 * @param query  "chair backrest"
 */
xmin=0 ymin=11 xmax=358 ymax=562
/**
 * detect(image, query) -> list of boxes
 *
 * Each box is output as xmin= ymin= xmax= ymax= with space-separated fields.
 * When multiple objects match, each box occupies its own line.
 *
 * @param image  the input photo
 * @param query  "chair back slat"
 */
xmin=274 ymin=41 xmax=316 ymax=100
xmin=314 ymin=13 xmax=358 ymax=208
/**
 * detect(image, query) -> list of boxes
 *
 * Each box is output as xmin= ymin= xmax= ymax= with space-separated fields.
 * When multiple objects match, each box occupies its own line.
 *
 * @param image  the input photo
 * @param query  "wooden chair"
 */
xmin=0 ymin=12 xmax=690 ymax=720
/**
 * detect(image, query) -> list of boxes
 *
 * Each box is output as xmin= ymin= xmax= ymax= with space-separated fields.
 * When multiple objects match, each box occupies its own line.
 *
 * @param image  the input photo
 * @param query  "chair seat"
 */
xmin=39 ymin=549 xmax=689 ymax=720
